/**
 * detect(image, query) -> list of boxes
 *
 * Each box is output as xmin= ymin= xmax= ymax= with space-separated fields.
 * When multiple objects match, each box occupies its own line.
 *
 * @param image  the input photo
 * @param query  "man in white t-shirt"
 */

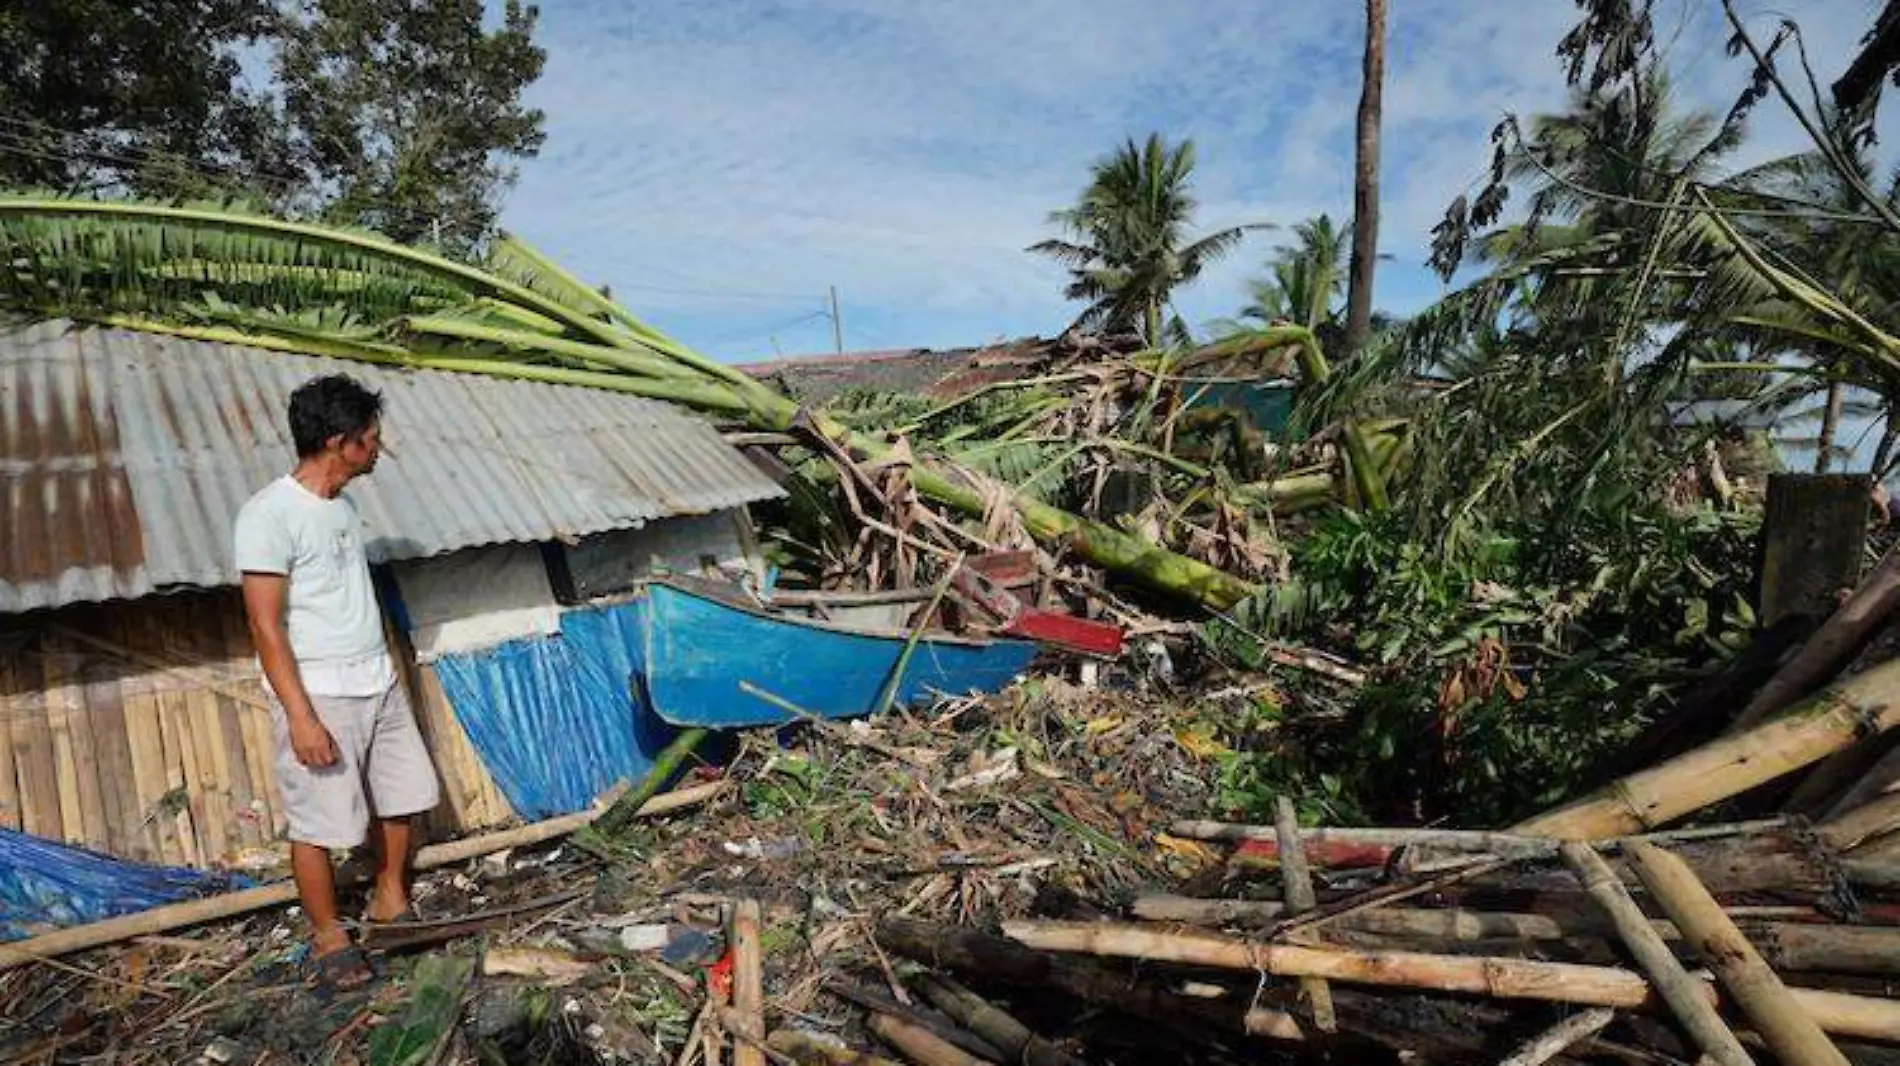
xmin=234 ymin=375 xmax=439 ymax=990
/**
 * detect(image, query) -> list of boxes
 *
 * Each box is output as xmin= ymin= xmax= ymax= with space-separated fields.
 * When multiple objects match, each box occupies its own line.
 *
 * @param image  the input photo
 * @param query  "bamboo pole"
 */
xmin=912 ymin=976 xmax=1084 ymax=1066
xmin=1134 ymin=895 xmax=1900 ymax=974
xmin=1512 ymin=656 xmax=1900 ymax=839
xmin=1759 ymin=923 xmax=1900 ymax=976
xmin=1735 ymin=537 xmax=1900 ymax=730
xmin=1623 ymin=841 xmax=1849 ymax=1066
xmin=1496 ymin=1008 xmax=1616 ymax=1066
xmin=1275 ymin=796 xmax=1336 ymax=1033
xmin=1819 ymin=791 xmax=1900 ymax=851
xmin=0 ymin=779 xmax=724 ymax=971
xmin=998 ymin=920 xmax=1900 ymax=1042
xmin=1171 ymin=819 xmax=1559 ymax=858
xmin=867 ymin=1015 xmax=996 ymax=1066
xmin=1559 ymin=843 xmax=1751 ymax=1066
xmin=1169 ymin=816 xmax=1779 ymax=860
xmin=1823 ymin=743 xmax=1900 ymax=823
xmin=732 ymin=899 xmax=767 ymax=1066
xmin=594 ymin=728 xmax=710 ymax=837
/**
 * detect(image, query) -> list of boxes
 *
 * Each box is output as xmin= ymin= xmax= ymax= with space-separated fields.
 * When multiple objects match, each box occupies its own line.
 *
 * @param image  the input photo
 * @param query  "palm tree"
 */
xmin=1701 ymin=124 xmax=1900 ymax=472
xmin=1030 ymin=133 xmax=1255 ymax=346
xmin=1237 ymin=214 xmax=1350 ymax=332
xmin=1344 ymin=0 xmax=1387 ymax=360
xmin=1478 ymin=72 xmax=1736 ymax=270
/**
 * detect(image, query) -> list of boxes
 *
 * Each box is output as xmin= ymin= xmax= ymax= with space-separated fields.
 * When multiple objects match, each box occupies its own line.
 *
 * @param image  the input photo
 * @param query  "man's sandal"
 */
xmin=306 ymin=943 xmax=374 ymax=993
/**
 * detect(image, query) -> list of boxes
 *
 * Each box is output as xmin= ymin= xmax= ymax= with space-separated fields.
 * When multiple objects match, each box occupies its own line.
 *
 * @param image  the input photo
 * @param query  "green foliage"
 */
xmin=0 ymin=0 xmax=547 ymax=248
xmin=275 ymin=0 xmax=547 ymax=246
xmin=743 ymin=753 xmax=822 ymax=819
xmin=1203 ymin=502 xmax=1759 ymax=825
xmin=0 ymin=2 xmax=279 ymax=199
xmin=368 ymin=952 xmax=473 ymax=1066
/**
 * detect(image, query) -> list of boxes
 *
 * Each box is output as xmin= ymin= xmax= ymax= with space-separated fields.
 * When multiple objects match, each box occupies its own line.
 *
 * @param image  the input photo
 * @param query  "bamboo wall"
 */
xmin=0 ymin=589 xmax=514 ymax=870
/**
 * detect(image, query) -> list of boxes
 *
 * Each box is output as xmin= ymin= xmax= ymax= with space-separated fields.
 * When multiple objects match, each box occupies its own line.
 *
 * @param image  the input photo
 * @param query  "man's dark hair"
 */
xmin=288 ymin=375 xmax=383 ymax=458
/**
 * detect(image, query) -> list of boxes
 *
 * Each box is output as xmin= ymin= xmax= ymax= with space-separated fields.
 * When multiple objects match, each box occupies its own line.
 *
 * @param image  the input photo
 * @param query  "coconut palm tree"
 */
xmin=1030 ymin=133 xmax=1256 ymax=346
xmin=1239 ymin=214 xmax=1350 ymax=332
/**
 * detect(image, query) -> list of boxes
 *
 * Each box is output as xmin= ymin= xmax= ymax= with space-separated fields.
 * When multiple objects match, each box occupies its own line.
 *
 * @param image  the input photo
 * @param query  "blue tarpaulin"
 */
xmin=0 ymin=829 xmax=243 ymax=942
xmin=433 ymin=599 xmax=676 ymax=820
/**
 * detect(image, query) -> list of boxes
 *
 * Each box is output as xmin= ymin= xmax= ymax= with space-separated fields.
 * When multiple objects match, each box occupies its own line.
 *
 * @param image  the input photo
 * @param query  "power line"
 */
xmin=699 ymin=310 xmax=831 ymax=350
xmin=608 ymin=280 xmax=822 ymax=302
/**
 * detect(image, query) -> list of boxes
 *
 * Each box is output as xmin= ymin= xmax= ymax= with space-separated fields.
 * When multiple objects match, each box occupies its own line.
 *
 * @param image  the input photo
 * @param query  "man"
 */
xmin=235 ymin=375 xmax=439 ymax=990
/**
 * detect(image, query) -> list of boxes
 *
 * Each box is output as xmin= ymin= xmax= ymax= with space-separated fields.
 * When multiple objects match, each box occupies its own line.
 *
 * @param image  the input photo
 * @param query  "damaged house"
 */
xmin=0 ymin=319 xmax=782 ymax=871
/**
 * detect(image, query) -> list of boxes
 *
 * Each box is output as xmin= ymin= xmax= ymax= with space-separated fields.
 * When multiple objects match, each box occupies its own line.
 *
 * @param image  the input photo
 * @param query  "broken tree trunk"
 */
xmin=1560 ymin=843 xmax=1752 ymax=1066
xmin=1511 ymin=655 xmax=1900 ymax=839
xmin=998 ymin=920 xmax=1900 ymax=1042
xmin=1624 ymin=841 xmax=1850 ymax=1066
xmin=1757 ymin=473 xmax=1869 ymax=631
xmin=1737 ymin=543 xmax=1900 ymax=730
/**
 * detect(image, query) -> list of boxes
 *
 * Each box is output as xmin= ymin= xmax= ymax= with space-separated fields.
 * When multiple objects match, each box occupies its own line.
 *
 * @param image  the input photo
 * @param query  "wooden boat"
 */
xmin=639 ymin=579 xmax=1040 ymax=728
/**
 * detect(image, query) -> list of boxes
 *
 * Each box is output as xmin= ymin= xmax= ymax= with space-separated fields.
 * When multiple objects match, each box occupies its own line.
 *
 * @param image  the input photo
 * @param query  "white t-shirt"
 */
xmin=233 ymin=476 xmax=394 ymax=697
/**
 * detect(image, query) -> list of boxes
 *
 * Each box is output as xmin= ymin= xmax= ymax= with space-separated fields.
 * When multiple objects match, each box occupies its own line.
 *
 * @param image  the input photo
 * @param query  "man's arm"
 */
xmin=243 ymin=572 xmax=338 ymax=769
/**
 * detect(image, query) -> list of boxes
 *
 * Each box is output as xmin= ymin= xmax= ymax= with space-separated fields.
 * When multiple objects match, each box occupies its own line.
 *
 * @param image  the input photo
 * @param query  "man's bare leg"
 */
xmin=291 ymin=841 xmax=360 ymax=966
xmin=366 ymin=815 xmax=413 ymax=922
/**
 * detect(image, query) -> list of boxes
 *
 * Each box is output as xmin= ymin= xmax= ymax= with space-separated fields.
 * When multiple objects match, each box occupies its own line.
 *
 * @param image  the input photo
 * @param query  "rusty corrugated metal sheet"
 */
xmin=0 ymin=320 xmax=783 ymax=612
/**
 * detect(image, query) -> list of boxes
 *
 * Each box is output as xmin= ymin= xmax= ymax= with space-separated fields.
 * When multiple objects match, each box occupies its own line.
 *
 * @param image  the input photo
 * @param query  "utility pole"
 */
xmin=828 ymin=285 xmax=844 ymax=355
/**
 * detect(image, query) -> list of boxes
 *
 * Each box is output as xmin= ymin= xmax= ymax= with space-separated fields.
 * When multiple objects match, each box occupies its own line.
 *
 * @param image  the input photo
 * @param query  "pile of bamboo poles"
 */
xmin=849 ymin=642 xmax=1900 ymax=1064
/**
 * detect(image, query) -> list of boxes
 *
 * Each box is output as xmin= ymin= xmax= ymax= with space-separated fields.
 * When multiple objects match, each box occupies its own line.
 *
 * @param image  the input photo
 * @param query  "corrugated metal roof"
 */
xmin=0 ymin=320 xmax=783 ymax=612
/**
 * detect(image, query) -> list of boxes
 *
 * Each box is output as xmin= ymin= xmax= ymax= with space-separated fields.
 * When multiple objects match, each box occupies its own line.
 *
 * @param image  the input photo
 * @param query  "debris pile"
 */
xmin=7 ymin=633 xmax=1900 ymax=1065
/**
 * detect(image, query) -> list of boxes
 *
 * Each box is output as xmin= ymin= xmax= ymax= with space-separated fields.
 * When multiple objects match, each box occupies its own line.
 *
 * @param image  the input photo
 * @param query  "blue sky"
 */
xmin=499 ymin=0 xmax=1881 ymax=363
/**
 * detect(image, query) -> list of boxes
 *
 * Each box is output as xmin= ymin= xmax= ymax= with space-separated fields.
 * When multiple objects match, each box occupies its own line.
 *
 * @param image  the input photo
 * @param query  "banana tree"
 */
xmin=0 ymin=196 xmax=1260 ymax=608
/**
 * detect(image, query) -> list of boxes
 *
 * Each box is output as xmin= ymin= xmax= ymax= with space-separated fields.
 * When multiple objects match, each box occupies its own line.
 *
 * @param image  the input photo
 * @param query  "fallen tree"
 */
xmin=0 ymin=196 xmax=1284 ymax=609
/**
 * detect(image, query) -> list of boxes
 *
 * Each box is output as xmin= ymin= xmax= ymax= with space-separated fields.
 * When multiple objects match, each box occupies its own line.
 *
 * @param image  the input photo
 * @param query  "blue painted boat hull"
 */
xmin=642 ymin=582 xmax=1039 ymax=728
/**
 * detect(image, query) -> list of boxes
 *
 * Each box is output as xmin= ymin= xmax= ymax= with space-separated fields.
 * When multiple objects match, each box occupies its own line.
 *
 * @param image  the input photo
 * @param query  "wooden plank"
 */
xmin=216 ymin=692 xmax=261 ymax=850
xmin=9 ymin=637 xmax=59 ymax=841
xmin=408 ymin=661 xmax=472 ymax=835
xmin=42 ymin=632 xmax=105 ymax=849
xmin=188 ymin=595 xmax=255 ymax=852
xmin=171 ymin=599 xmax=232 ymax=865
xmin=219 ymin=598 xmax=283 ymax=843
xmin=417 ymin=662 xmax=513 ymax=833
xmin=78 ymin=631 xmax=139 ymax=859
xmin=62 ymin=630 xmax=116 ymax=851
xmin=1759 ymin=472 xmax=1870 ymax=629
xmin=119 ymin=612 xmax=179 ymax=863
xmin=0 ymin=637 xmax=19 ymax=832
xmin=184 ymin=667 xmax=230 ymax=864
xmin=156 ymin=663 xmax=205 ymax=868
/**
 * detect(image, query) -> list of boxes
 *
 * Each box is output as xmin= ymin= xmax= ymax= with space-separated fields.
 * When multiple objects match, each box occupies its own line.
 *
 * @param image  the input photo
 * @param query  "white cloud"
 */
xmin=500 ymin=0 xmax=1888 ymax=356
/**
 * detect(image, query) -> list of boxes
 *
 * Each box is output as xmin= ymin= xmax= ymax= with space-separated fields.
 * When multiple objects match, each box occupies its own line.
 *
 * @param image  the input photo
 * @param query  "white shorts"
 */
xmin=268 ymin=683 xmax=442 ymax=849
